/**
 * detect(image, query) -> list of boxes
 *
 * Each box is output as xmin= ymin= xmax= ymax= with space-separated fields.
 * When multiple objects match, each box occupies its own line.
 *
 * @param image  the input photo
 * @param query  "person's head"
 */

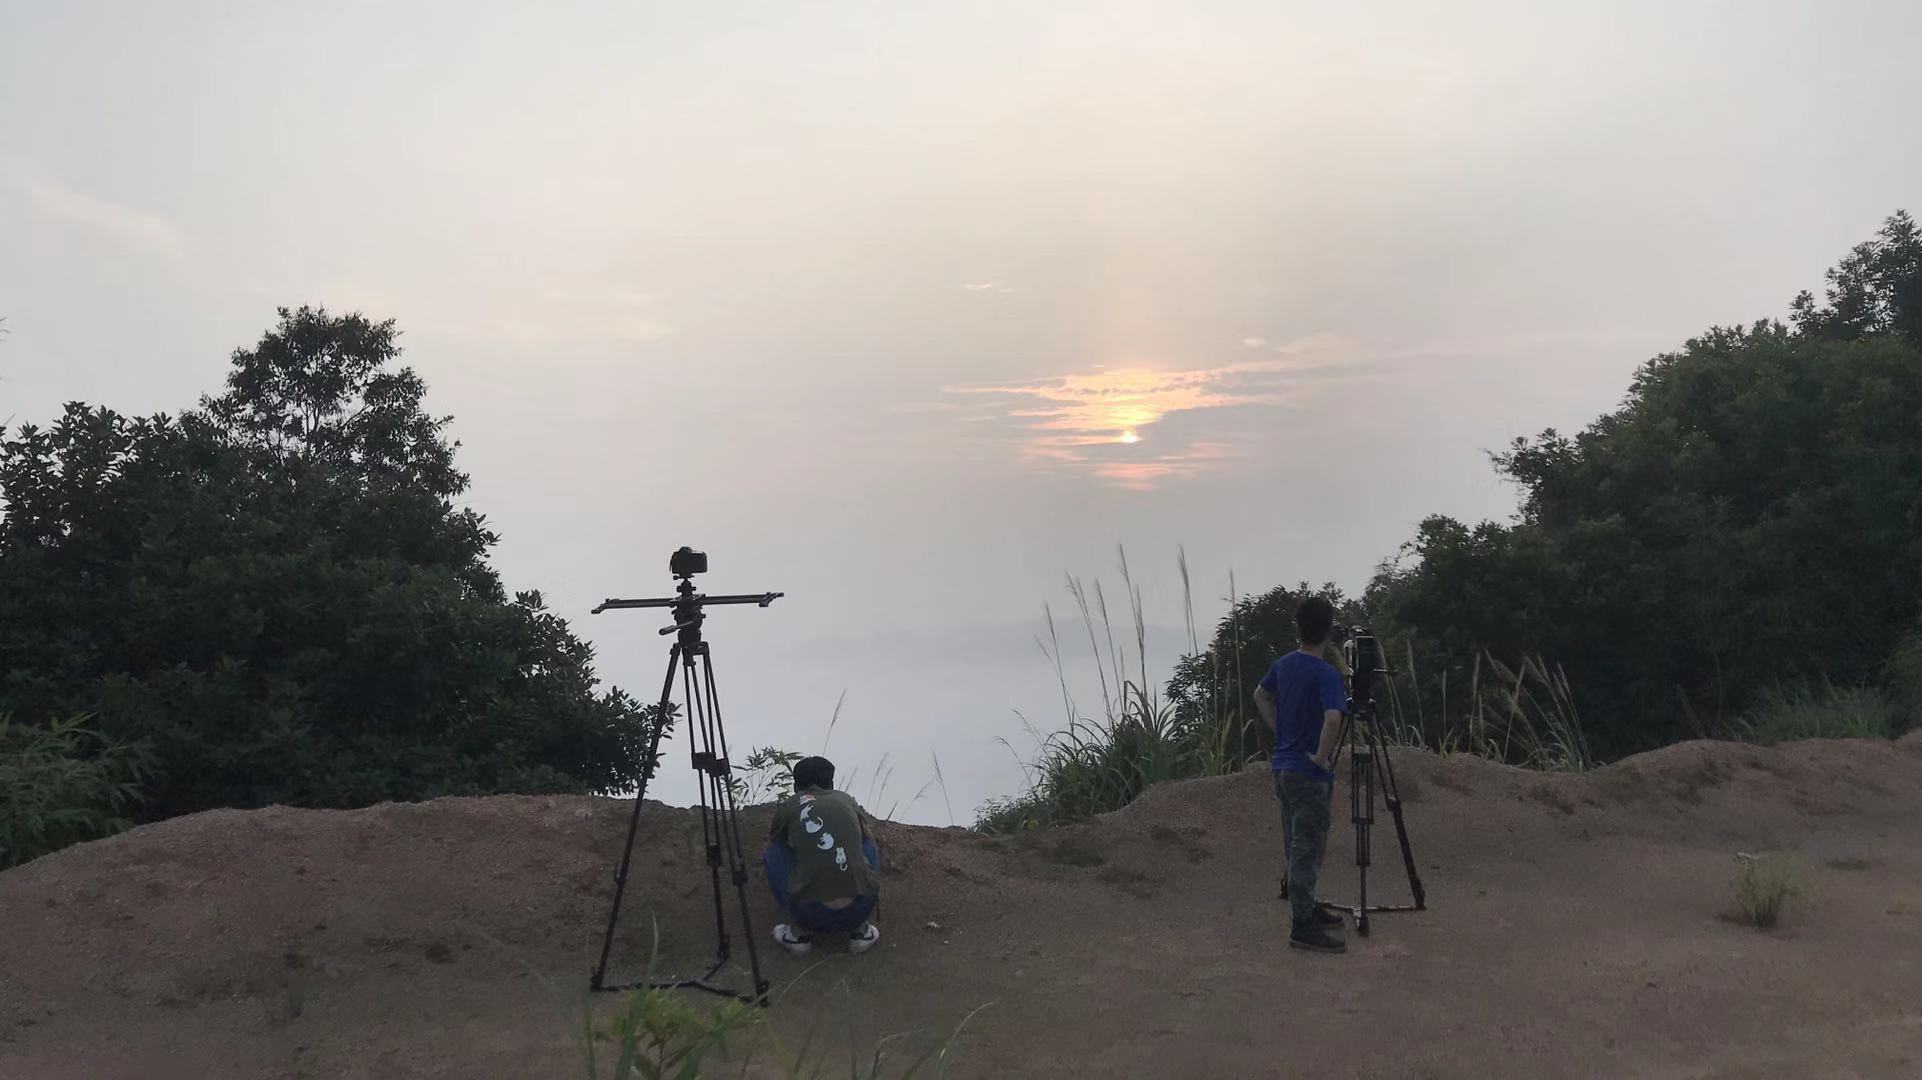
xmin=1296 ymin=596 xmax=1335 ymax=648
xmin=791 ymin=755 xmax=836 ymax=792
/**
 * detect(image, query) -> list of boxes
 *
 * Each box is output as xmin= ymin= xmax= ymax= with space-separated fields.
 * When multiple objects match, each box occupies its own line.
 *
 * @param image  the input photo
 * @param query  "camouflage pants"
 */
xmin=1275 ymin=770 xmax=1333 ymax=926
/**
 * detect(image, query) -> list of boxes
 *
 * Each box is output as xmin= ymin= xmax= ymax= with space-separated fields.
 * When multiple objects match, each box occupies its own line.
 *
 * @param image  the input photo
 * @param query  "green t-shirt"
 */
xmin=769 ymin=788 xmax=879 ymax=903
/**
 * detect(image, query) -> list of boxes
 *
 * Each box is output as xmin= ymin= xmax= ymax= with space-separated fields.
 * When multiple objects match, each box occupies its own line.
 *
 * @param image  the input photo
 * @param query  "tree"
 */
xmin=1165 ymin=581 xmax=1359 ymax=757
xmin=1790 ymin=210 xmax=1922 ymax=349
xmin=0 ymin=307 xmax=656 ymax=824
xmin=1365 ymin=213 xmax=1922 ymax=756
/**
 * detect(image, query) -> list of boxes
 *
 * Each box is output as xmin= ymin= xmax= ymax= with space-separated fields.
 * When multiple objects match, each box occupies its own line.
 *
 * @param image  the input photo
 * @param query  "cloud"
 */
xmin=961 ymin=282 xmax=1014 ymax=294
xmin=943 ymin=338 xmax=1360 ymax=489
xmin=1241 ymin=336 xmax=1268 ymax=347
xmin=1273 ymin=330 xmax=1356 ymax=357
xmin=609 ymin=318 xmax=672 ymax=342
xmin=309 ymin=278 xmax=675 ymax=346
xmin=10 ymin=165 xmax=185 ymax=256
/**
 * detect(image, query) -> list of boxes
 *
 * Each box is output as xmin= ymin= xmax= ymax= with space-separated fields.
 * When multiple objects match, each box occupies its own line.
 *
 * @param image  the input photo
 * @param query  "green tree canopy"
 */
xmin=0 ymin=307 xmax=654 ymax=822
xmin=1364 ymin=212 xmax=1922 ymax=756
xmin=1165 ymin=581 xmax=1358 ymax=755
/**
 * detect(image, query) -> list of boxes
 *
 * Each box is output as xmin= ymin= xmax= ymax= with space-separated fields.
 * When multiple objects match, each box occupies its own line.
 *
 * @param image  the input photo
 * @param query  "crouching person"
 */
xmin=762 ymin=756 xmax=881 ymax=956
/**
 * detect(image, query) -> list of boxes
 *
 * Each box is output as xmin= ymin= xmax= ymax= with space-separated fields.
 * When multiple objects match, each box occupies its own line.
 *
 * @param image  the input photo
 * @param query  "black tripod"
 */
xmin=588 ymin=548 xmax=782 ymax=1004
xmin=1323 ymin=632 xmax=1426 ymax=937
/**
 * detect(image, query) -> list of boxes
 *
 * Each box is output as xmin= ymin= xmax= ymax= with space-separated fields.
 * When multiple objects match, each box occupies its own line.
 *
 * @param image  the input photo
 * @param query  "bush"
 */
xmin=1731 ymin=852 xmax=1801 ymax=929
xmin=1735 ymin=683 xmax=1901 ymax=744
xmin=1884 ymin=621 xmax=1922 ymax=729
xmin=0 ymin=713 xmax=151 ymax=869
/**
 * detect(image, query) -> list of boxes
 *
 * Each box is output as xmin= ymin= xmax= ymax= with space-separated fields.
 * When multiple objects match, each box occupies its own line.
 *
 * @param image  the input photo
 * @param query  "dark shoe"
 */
xmin=1290 ymin=920 xmax=1347 ymax=953
xmin=1312 ymin=906 xmax=1346 ymax=930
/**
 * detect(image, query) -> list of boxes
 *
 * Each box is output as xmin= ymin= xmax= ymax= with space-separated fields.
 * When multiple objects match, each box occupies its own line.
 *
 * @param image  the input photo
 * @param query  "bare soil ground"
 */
xmin=5 ymin=733 xmax=1921 ymax=1080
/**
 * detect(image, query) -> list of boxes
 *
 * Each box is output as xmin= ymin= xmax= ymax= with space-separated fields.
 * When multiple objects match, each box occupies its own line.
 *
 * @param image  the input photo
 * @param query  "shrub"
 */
xmin=1731 ymin=852 xmax=1801 ymax=929
xmin=0 ymin=713 xmax=152 ymax=869
xmin=1735 ymin=683 xmax=1900 ymax=744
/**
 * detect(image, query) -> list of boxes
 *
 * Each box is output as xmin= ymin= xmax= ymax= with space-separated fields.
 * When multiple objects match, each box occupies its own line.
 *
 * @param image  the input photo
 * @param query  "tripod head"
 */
xmin=591 ymin=547 xmax=782 ymax=649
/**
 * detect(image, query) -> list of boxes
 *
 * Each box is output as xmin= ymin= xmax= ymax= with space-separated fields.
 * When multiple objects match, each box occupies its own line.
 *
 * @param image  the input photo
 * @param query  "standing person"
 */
xmin=1275 ymin=631 xmax=1348 ymax=901
xmin=1253 ymin=597 xmax=1349 ymax=953
xmin=762 ymin=756 xmax=882 ymax=956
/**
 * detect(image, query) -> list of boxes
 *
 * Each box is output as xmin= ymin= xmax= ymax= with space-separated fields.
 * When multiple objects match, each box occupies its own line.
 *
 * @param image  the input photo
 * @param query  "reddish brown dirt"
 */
xmin=5 ymin=734 xmax=1922 ymax=1079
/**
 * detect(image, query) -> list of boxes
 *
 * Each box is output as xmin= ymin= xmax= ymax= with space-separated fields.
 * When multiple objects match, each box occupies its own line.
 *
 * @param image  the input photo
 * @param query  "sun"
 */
xmin=1117 ymin=429 xmax=1141 ymax=444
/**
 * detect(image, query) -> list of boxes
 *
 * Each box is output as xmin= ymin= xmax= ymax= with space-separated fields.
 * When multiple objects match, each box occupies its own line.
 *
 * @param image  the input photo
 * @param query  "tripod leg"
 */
xmin=1351 ymin=745 xmax=1373 ymax=937
xmin=700 ymin=650 xmax=770 ymax=1004
xmin=1367 ymin=724 xmax=1427 ymax=910
xmin=684 ymin=650 xmax=731 ymax=963
xmin=593 ymin=643 xmax=682 ymax=991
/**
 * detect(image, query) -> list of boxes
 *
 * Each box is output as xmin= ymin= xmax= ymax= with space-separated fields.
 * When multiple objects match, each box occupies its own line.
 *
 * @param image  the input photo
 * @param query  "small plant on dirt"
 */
xmin=768 ymin=1002 xmax=989 ymax=1079
xmin=584 ymin=986 xmax=761 ymax=1080
xmin=584 ymin=981 xmax=986 ymax=1079
xmin=1731 ymin=852 xmax=1802 ymax=930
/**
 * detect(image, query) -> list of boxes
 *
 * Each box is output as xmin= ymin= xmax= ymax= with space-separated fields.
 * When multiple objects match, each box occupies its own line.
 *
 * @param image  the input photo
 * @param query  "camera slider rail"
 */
xmin=591 ymin=592 xmax=783 ymax=615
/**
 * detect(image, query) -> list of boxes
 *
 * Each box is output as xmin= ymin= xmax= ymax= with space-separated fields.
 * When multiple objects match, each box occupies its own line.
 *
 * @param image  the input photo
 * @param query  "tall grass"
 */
xmin=976 ymin=550 xmax=1594 ymax=833
xmin=1730 ymin=682 xmax=1902 ymax=745
xmin=1456 ymin=654 xmax=1592 ymax=772
xmin=977 ymin=546 xmax=1231 ymax=833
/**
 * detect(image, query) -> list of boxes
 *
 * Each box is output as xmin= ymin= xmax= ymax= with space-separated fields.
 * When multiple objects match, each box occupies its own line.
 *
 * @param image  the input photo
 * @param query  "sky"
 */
xmin=4 ymin=0 xmax=1919 ymax=823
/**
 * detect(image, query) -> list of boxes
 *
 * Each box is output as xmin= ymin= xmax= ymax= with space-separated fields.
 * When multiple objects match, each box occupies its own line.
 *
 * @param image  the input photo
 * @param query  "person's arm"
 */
xmin=1309 ymin=666 xmax=1348 ymax=769
xmin=768 ymin=799 xmax=792 ymax=845
xmin=1310 ymin=709 xmax=1344 ymax=769
xmin=1254 ymin=661 xmax=1278 ymax=728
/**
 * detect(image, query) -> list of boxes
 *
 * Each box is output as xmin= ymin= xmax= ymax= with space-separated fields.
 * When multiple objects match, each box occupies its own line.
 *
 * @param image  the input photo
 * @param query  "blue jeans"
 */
xmin=762 ymin=839 xmax=879 ymax=934
xmin=1276 ymin=770 xmax=1333 ymax=926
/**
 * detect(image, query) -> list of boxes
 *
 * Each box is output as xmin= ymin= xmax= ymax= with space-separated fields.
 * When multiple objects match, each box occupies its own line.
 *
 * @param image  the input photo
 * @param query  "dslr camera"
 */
xmin=669 ymin=546 xmax=709 ymax=577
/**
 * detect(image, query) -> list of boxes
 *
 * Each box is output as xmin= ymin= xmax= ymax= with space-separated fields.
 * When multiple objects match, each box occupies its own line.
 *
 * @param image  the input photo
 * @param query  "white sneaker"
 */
xmin=772 ymin=924 xmax=812 ymax=956
xmin=848 ymin=922 xmax=880 ymax=955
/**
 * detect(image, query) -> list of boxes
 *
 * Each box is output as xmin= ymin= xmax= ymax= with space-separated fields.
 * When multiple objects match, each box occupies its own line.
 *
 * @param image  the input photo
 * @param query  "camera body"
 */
xmin=1343 ymin=625 xmax=1384 ymax=678
xmin=669 ymin=546 xmax=709 ymax=577
xmin=1339 ymin=623 xmax=1387 ymax=702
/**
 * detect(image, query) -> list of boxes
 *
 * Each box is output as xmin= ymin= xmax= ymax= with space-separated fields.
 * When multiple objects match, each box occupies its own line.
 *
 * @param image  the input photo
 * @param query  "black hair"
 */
xmin=791 ymin=755 xmax=836 ymax=792
xmin=1296 ymin=596 xmax=1336 ymax=647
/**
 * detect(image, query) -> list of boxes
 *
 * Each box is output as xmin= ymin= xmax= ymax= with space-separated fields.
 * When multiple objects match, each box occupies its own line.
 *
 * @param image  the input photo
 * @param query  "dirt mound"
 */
xmin=5 ymin=735 xmax=1922 ymax=1079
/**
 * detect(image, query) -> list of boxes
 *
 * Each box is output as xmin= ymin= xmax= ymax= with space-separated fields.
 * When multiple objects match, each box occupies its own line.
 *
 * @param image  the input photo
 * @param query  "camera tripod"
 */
xmin=1321 ymin=648 xmax=1427 ymax=936
xmin=588 ymin=549 xmax=782 ymax=1005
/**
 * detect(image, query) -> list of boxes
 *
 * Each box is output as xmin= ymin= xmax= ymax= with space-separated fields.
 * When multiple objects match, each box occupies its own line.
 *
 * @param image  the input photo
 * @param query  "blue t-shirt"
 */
xmin=1260 ymin=650 xmax=1348 ymax=780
